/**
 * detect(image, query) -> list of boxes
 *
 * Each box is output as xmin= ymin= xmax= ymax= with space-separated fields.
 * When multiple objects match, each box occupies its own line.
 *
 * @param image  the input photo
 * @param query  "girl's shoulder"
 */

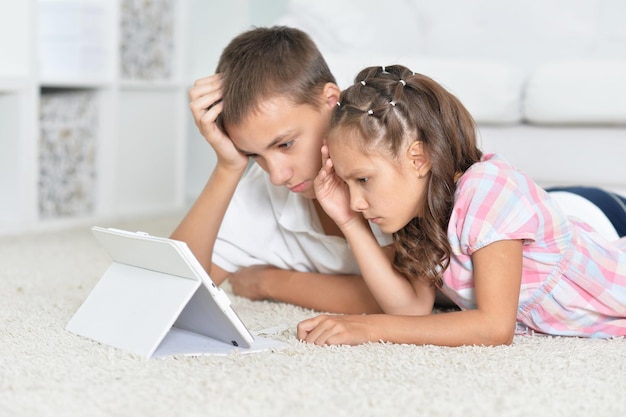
xmin=457 ymin=153 xmax=527 ymax=196
xmin=455 ymin=153 xmax=544 ymax=212
xmin=461 ymin=153 xmax=518 ymax=182
xmin=451 ymin=154 xmax=542 ymax=254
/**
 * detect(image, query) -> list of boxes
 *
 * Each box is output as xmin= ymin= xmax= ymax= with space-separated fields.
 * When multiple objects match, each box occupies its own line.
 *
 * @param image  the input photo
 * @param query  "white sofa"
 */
xmin=276 ymin=0 xmax=626 ymax=195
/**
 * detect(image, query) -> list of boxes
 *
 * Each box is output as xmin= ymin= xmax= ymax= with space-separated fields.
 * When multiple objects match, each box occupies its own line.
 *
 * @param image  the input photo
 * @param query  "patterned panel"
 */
xmin=119 ymin=0 xmax=175 ymax=80
xmin=39 ymin=90 xmax=98 ymax=218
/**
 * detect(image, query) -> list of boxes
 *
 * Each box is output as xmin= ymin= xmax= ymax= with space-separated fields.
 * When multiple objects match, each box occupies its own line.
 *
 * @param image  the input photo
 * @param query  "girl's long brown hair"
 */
xmin=329 ymin=65 xmax=483 ymax=286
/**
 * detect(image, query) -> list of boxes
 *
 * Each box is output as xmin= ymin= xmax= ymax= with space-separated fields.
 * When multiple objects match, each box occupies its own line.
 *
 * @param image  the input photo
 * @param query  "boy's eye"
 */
xmin=278 ymin=140 xmax=294 ymax=149
xmin=357 ymin=177 xmax=369 ymax=183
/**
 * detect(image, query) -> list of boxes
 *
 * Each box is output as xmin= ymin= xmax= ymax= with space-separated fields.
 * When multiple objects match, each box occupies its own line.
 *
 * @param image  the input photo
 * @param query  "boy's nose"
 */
xmin=267 ymin=160 xmax=291 ymax=186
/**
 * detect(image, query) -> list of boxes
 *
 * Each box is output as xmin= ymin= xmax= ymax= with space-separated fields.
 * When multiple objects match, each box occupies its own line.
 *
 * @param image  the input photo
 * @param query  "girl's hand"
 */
xmin=314 ymin=143 xmax=361 ymax=228
xmin=297 ymin=314 xmax=374 ymax=346
xmin=189 ymin=74 xmax=249 ymax=171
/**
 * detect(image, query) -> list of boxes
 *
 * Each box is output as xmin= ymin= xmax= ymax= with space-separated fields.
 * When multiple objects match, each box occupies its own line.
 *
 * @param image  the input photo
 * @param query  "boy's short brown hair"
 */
xmin=216 ymin=26 xmax=336 ymax=127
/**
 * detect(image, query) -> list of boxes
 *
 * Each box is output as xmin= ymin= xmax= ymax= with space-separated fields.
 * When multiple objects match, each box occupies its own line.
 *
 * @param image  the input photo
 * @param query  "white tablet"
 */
xmin=66 ymin=226 xmax=255 ymax=358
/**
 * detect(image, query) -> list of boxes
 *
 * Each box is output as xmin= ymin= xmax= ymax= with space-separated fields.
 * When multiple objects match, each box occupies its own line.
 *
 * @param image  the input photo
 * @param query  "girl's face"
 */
xmin=226 ymin=85 xmax=339 ymax=199
xmin=328 ymin=131 xmax=430 ymax=234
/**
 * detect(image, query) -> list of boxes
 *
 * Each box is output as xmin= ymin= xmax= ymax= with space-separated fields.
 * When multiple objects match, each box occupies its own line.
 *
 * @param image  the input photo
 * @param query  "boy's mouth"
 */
xmin=289 ymin=181 xmax=309 ymax=193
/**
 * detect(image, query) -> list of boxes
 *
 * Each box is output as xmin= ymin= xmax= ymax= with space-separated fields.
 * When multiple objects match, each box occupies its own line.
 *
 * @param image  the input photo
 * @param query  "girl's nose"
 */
xmin=350 ymin=192 xmax=368 ymax=212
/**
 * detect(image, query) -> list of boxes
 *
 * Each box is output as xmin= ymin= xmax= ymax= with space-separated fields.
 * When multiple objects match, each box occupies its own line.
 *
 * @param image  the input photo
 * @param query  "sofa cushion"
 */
xmin=324 ymin=53 xmax=525 ymax=125
xmin=524 ymin=60 xmax=626 ymax=125
xmin=414 ymin=0 xmax=601 ymax=68
xmin=276 ymin=0 xmax=424 ymax=58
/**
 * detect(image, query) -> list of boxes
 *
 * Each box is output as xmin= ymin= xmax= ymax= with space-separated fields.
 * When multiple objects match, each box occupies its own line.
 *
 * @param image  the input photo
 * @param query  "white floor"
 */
xmin=1 ymin=213 xmax=625 ymax=417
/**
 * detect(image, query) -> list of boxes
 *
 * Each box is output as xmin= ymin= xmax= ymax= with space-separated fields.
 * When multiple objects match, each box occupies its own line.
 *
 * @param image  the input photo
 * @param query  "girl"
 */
xmin=297 ymin=65 xmax=626 ymax=346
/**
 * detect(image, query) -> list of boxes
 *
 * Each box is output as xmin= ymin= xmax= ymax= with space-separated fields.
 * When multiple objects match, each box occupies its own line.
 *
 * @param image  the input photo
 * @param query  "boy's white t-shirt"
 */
xmin=213 ymin=163 xmax=393 ymax=275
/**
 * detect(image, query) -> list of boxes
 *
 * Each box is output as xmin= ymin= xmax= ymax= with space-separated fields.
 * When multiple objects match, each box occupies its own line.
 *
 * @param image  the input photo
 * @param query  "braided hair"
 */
xmin=330 ymin=65 xmax=483 ymax=286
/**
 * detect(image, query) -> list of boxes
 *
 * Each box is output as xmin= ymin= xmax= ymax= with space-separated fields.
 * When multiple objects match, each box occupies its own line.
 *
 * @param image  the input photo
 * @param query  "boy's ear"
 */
xmin=322 ymin=82 xmax=341 ymax=108
xmin=407 ymin=141 xmax=431 ymax=178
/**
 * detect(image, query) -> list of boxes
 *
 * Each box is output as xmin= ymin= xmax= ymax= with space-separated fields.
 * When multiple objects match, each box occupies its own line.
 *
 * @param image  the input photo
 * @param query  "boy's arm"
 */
xmin=170 ymin=163 xmax=244 ymax=284
xmin=228 ymin=266 xmax=383 ymax=314
xmin=171 ymin=75 xmax=248 ymax=284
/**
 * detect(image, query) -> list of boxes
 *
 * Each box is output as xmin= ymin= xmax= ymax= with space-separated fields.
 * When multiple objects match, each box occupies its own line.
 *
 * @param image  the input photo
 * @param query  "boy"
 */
xmin=170 ymin=26 xmax=392 ymax=314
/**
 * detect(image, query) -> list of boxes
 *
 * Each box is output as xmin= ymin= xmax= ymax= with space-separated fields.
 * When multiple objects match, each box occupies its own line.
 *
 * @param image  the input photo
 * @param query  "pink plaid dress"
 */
xmin=441 ymin=154 xmax=626 ymax=337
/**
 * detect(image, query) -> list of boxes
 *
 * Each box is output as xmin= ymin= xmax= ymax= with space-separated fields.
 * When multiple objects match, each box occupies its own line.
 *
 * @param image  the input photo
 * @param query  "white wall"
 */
xmin=183 ymin=0 xmax=289 ymax=201
xmin=182 ymin=0 xmax=626 ymax=201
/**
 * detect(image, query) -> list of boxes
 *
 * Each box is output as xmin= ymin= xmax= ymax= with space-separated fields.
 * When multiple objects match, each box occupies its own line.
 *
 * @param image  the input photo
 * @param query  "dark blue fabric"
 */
xmin=547 ymin=186 xmax=626 ymax=237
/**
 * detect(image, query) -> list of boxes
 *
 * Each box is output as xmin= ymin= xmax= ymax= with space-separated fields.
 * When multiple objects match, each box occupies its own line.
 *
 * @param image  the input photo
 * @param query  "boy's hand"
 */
xmin=314 ymin=142 xmax=360 ymax=228
xmin=189 ymin=74 xmax=248 ymax=171
xmin=228 ymin=265 xmax=274 ymax=300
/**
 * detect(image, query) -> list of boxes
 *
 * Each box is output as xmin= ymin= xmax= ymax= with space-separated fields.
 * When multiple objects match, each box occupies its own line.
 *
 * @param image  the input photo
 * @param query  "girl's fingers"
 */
xmin=325 ymin=155 xmax=334 ymax=170
xmin=296 ymin=315 xmax=327 ymax=342
xmin=320 ymin=142 xmax=330 ymax=163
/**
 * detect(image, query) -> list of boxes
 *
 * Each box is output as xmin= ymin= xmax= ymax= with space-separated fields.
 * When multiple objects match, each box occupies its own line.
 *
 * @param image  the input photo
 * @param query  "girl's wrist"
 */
xmin=338 ymin=215 xmax=369 ymax=234
xmin=367 ymin=314 xmax=384 ymax=342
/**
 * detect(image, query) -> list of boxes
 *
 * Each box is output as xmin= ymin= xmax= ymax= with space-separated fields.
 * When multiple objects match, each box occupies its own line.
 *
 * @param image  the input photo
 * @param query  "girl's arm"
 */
xmin=338 ymin=219 xmax=437 ymax=315
xmin=313 ymin=143 xmax=436 ymax=316
xmin=297 ymin=239 xmax=523 ymax=346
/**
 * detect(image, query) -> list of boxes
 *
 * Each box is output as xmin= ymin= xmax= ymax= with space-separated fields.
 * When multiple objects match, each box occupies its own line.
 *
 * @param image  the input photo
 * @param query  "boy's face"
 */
xmin=226 ymin=89 xmax=338 ymax=199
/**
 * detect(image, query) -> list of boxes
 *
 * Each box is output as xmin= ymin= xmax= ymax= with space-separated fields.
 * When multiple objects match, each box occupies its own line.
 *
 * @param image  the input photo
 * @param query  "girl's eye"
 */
xmin=357 ymin=177 xmax=369 ymax=183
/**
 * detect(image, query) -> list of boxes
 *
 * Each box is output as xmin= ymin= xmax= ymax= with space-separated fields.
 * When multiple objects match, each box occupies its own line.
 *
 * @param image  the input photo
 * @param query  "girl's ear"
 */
xmin=322 ymin=82 xmax=341 ymax=108
xmin=408 ymin=141 xmax=431 ymax=179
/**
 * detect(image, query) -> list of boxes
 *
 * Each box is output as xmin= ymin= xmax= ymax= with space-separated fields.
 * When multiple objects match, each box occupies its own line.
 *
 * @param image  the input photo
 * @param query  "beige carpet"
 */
xmin=1 ymin=213 xmax=625 ymax=417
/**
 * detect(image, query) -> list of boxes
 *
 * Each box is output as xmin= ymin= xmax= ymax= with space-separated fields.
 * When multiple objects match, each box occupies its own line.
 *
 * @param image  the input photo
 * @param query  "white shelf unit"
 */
xmin=0 ymin=0 xmax=188 ymax=235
